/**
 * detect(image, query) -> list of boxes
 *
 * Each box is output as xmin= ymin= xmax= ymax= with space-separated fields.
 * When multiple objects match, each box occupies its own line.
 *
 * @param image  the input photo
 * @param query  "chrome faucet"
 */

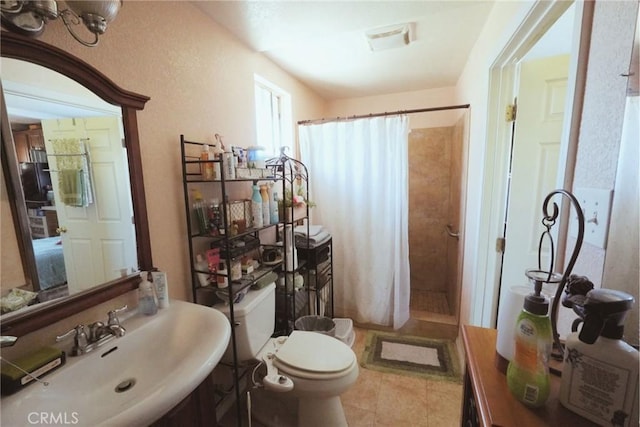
xmin=106 ymin=307 xmax=127 ymax=337
xmin=56 ymin=305 xmax=127 ymax=356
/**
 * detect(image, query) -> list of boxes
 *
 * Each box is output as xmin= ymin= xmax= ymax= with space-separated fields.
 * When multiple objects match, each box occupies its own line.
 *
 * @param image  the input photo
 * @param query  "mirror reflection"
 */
xmin=1 ymin=57 xmax=138 ymax=315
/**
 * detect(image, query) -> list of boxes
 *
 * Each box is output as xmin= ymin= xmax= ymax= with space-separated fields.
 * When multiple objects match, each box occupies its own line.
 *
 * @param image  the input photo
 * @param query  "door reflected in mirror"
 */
xmin=1 ymin=57 xmax=139 ymax=315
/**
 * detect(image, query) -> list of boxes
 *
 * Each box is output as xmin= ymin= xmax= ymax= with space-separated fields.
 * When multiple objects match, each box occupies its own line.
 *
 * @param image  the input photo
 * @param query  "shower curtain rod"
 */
xmin=297 ymin=103 xmax=470 ymax=125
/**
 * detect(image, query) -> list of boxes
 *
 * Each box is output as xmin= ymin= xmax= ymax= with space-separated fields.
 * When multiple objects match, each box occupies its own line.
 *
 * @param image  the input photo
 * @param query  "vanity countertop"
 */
xmin=461 ymin=325 xmax=598 ymax=427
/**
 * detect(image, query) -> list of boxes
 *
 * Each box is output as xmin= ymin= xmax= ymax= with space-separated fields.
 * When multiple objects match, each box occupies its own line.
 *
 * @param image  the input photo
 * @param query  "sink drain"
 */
xmin=115 ymin=378 xmax=136 ymax=393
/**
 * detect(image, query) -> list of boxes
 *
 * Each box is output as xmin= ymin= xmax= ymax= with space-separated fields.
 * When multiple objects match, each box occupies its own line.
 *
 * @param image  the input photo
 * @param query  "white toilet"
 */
xmin=214 ymin=283 xmax=359 ymax=427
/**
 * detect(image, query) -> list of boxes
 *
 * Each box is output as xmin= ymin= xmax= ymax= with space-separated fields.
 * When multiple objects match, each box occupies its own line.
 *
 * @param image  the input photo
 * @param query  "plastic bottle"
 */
xmin=200 ymin=144 xmax=214 ymax=180
xmin=560 ymin=289 xmax=639 ymax=426
xmin=251 ymin=185 xmax=263 ymax=228
xmin=216 ymin=262 xmax=229 ymax=288
xmin=268 ymin=183 xmax=279 ymax=225
xmin=260 ymin=185 xmax=270 ymax=225
xmin=151 ymin=271 xmax=169 ymax=309
xmin=222 ymin=150 xmax=236 ymax=180
xmin=211 ymin=140 xmax=223 ymax=180
xmin=191 ymin=189 xmax=208 ymax=235
xmin=195 ymin=254 xmax=209 ymax=287
xmin=207 ymin=198 xmax=222 ymax=236
xmin=138 ymin=272 xmax=158 ymax=315
xmin=506 ymin=279 xmax=552 ymax=408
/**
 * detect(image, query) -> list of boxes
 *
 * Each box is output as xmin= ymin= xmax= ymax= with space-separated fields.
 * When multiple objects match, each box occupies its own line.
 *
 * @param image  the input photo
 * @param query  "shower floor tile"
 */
xmin=410 ymin=290 xmax=450 ymax=314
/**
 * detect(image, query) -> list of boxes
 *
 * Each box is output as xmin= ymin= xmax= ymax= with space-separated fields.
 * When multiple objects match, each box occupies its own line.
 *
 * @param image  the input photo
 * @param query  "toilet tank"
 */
xmin=214 ymin=283 xmax=275 ymax=362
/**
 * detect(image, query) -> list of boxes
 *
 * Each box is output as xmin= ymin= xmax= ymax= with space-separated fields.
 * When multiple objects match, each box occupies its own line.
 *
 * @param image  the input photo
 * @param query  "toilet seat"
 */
xmin=273 ymin=331 xmax=357 ymax=380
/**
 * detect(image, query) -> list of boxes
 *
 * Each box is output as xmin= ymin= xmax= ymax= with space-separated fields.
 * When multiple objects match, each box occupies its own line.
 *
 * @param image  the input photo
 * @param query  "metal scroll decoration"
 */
xmin=538 ymin=189 xmax=585 ymax=359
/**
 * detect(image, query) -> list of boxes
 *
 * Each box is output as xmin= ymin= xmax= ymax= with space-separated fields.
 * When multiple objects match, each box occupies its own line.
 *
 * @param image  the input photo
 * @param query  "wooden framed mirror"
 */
xmin=0 ymin=31 xmax=152 ymax=336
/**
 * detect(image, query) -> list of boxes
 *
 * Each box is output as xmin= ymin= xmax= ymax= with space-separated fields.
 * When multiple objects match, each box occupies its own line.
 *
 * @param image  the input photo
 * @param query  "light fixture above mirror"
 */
xmin=0 ymin=0 xmax=122 ymax=47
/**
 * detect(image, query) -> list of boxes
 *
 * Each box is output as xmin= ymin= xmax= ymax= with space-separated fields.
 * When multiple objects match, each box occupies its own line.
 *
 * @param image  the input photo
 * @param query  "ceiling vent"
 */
xmin=365 ymin=23 xmax=412 ymax=52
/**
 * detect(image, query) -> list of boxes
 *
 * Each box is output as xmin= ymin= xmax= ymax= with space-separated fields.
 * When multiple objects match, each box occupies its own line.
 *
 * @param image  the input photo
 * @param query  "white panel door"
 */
xmin=42 ymin=117 xmax=136 ymax=293
xmin=499 ymin=55 xmax=570 ymax=305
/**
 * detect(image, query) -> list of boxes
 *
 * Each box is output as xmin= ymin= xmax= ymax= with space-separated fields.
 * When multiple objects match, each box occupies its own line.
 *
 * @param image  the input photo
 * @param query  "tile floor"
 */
xmin=221 ymin=325 xmax=464 ymax=427
xmin=342 ymin=326 xmax=463 ymax=427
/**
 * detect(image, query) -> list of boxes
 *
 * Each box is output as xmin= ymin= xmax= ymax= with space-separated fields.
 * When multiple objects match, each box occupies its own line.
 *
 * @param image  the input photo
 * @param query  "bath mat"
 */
xmin=361 ymin=331 xmax=462 ymax=383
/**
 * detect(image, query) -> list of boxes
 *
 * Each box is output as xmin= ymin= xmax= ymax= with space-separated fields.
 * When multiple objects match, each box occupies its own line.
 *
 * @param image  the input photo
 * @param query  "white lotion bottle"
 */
xmin=151 ymin=271 xmax=169 ymax=309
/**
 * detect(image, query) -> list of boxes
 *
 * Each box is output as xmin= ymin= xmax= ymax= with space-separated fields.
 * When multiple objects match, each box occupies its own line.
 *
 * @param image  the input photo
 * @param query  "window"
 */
xmin=254 ymin=75 xmax=293 ymax=157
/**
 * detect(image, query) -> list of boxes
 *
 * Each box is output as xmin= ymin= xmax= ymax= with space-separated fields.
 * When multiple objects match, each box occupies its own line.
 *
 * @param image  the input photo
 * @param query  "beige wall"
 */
xmin=3 ymin=2 xmax=325 ymax=303
xmin=568 ymin=0 xmax=638 ymax=283
xmin=455 ymin=1 xmax=535 ymax=327
xmin=556 ymin=0 xmax=639 ymax=342
xmin=327 ymin=86 xmax=462 ymax=128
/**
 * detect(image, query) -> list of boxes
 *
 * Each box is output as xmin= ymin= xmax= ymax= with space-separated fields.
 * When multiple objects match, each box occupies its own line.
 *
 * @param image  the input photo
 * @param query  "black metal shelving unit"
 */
xmin=180 ymin=136 xmax=326 ymax=425
xmin=297 ymin=237 xmax=334 ymax=318
xmin=181 ymin=135 xmax=280 ymax=425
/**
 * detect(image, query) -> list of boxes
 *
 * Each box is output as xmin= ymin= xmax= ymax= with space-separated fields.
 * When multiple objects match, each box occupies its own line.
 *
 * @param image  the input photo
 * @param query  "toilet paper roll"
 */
xmin=285 ymin=249 xmax=298 ymax=272
xmin=496 ymin=284 xmax=557 ymax=363
xmin=284 ymin=224 xmax=294 ymax=250
xmin=496 ymin=286 xmax=531 ymax=363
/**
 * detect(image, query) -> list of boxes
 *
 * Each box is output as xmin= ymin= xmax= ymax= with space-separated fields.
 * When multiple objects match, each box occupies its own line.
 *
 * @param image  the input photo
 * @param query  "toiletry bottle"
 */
xmin=260 ymin=185 xmax=270 ymax=225
xmin=216 ymin=262 xmax=229 ymax=288
xmin=506 ymin=279 xmax=552 ymax=408
xmin=268 ymin=183 xmax=279 ymax=224
xmin=138 ymin=272 xmax=158 ymax=315
xmin=211 ymin=140 xmax=223 ymax=180
xmin=195 ymin=254 xmax=209 ymax=287
xmin=251 ymin=185 xmax=263 ymax=228
xmin=222 ymin=149 xmax=236 ymax=180
xmin=191 ymin=189 xmax=208 ymax=235
xmin=560 ymin=289 xmax=638 ymax=426
xmin=151 ymin=271 xmax=169 ymax=309
xmin=207 ymin=198 xmax=222 ymax=236
xmin=201 ymin=144 xmax=214 ymax=180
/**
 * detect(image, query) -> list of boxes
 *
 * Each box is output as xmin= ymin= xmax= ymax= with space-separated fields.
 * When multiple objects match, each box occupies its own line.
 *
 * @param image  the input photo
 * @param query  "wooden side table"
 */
xmin=461 ymin=325 xmax=598 ymax=426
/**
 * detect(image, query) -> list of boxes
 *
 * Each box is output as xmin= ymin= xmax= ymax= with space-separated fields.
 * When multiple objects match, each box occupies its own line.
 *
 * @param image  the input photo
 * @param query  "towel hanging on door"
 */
xmin=50 ymin=138 xmax=94 ymax=207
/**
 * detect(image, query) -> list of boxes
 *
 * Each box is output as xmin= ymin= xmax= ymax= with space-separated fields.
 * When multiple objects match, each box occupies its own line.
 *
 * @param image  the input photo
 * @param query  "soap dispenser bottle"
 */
xmin=138 ymin=272 xmax=158 ymax=315
xmin=506 ymin=274 xmax=552 ymax=408
xmin=560 ymin=289 xmax=639 ymax=426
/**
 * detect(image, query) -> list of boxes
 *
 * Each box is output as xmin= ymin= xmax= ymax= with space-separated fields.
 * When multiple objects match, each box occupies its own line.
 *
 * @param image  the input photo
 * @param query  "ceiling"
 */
xmin=2 ymin=57 xmax=121 ymax=125
xmin=194 ymin=1 xmax=495 ymax=100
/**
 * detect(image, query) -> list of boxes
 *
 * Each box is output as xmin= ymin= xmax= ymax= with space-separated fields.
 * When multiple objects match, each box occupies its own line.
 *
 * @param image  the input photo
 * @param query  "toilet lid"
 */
xmin=275 ymin=331 xmax=355 ymax=374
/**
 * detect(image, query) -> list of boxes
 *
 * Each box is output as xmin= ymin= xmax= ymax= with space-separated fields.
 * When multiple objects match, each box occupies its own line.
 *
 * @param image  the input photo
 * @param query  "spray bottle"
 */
xmin=506 ymin=270 xmax=553 ymax=408
xmin=560 ymin=288 xmax=639 ymax=426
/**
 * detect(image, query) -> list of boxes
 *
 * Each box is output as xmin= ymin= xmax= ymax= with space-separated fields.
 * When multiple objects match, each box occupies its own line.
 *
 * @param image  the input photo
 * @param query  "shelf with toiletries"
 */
xmin=180 ymin=135 xmax=314 ymax=423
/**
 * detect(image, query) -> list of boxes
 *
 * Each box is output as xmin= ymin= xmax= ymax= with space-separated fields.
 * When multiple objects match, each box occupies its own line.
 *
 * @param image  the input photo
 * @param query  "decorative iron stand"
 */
xmin=533 ymin=189 xmax=585 ymax=360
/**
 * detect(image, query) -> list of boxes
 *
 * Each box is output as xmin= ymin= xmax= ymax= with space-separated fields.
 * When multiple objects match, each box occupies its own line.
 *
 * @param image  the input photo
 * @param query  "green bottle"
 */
xmin=506 ymin=279 xmax=552 ymax=408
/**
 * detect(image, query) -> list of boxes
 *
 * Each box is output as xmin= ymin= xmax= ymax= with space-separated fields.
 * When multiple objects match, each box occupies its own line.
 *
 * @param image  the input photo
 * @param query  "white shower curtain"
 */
xmin=299 ymin=115 xmax=410 ymax=329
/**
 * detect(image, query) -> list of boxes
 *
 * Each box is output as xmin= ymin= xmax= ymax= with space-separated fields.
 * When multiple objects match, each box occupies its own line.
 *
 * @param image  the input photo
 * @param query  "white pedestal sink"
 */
xmin=1 ymin=300 xmax=231 ymax=426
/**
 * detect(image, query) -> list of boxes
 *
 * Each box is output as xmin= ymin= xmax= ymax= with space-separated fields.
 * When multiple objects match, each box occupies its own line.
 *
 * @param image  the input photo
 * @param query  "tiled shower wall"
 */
xmin=408 ymin=119 xmax=463 ymax=315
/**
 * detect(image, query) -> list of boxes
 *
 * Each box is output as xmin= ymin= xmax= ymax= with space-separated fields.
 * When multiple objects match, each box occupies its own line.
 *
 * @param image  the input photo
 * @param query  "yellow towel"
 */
xmin=59 ymin=169 xmax=84 ymax=206
xmin=51 ymin=138 xmax=93 ymax=207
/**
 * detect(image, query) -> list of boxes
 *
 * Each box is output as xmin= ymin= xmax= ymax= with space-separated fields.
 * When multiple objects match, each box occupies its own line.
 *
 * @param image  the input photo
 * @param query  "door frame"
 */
xmin=473 ymin=0 xmax=594 ymax=327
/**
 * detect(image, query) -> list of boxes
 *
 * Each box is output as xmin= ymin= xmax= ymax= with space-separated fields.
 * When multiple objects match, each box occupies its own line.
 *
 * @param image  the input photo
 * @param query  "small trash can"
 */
xmin=294 ymin=315 xmax=336 ymax=337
